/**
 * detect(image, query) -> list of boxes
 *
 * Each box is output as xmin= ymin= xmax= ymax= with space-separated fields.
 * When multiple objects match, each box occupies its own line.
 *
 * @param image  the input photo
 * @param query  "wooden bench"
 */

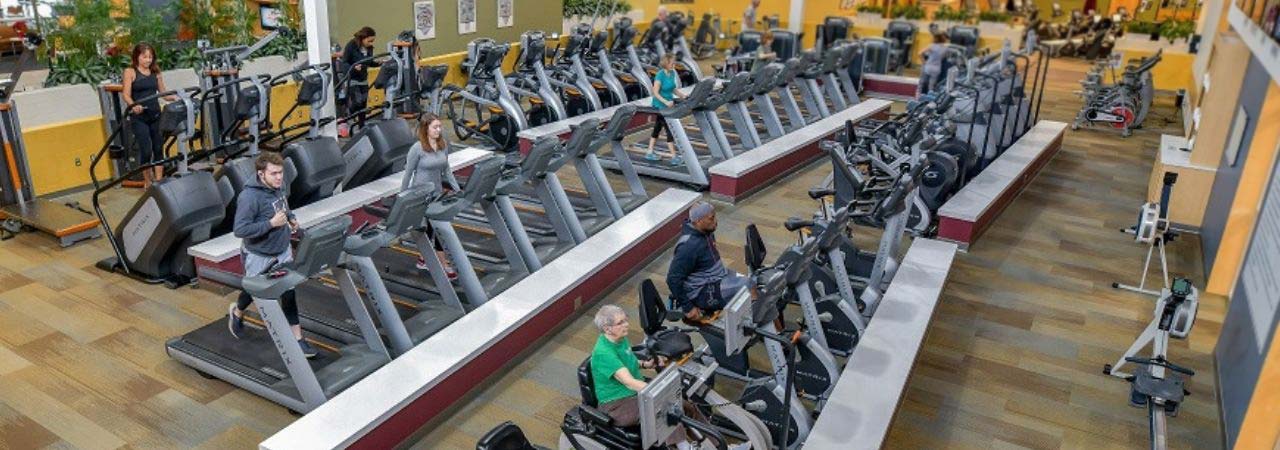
xmin=862 ymin=73 xmax=921 ymax=102
xmin=805 ymin=238 xmax=958 ymax=449
xmin=187 ymin=147 xmax=492 ymax=285
xmin=936 ymin=121 xmax=1067 ymax=251
xmin=709 ymin=99 xmax=892 ymax=203
xmin=258 ymin=188 xmax=703 ymax=450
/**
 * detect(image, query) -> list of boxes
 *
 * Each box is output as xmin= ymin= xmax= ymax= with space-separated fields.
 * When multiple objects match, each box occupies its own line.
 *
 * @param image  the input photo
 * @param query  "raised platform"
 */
xmin=805 ymin=238 xmax=958 ymax=449
xmin=709 ymin=99 xmax=892 ymax=203
xmin=516 ymin=85 xmax=703 ymax=154
xmin=936 ymin=121 xmax=1067 ymax=250
xmin=187 ymin=147 xmax=492 ymax=283
xmin=862 ymin=73 xmax=920 ymax=102
xmin=258 ymin=188 xmax=702 ymax=450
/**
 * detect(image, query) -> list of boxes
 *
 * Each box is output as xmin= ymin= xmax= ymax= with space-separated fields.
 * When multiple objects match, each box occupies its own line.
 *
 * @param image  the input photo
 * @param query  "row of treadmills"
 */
xmin=159 ymin=37 xmax=870 ymax=415
xmin=592 ymin=42 xmax=866 ymax=188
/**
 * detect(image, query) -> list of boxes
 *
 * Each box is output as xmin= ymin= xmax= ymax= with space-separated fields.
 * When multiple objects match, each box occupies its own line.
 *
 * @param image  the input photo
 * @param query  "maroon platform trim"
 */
xmin=346 ymin=208 xmax=687 ymax=449
xmin=937 ymin=128 xmax=1064 ymax=248
xmin=863 ymin=76 xmax=919 ymax=98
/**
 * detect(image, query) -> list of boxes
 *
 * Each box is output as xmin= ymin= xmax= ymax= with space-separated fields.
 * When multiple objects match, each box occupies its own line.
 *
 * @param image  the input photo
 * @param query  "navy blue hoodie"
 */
xmin=233 ymin=178 xmax=296 ymax=256
xmin=666 ymin=220 xmax=729 ymax=312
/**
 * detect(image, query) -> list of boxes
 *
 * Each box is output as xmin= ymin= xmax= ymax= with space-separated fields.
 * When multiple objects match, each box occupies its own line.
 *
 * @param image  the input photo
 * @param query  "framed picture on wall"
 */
xmin=260 ymin=5 xmax=283 ymax=30
xmin=497 ymin=0 xmax=513 ymax=28
xmin=415 ymin=1 xmax=437 ymax=40
xmin=459 ymin=0 xmax=477 ymax=34
xmin=1225 ymin=106 xmax=1249 ymax=167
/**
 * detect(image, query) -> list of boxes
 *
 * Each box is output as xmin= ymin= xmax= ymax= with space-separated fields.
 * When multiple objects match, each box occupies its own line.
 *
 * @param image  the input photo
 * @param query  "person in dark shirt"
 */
xmin=121 ymin=43 xmax=174 ymax=187
xmin=226 ymin=153 xmax=315 ymax=358
xmin=340 ymin=26 xmax=379 ymax=134
xmin=666 ymin=202 xmax=748 ymax=321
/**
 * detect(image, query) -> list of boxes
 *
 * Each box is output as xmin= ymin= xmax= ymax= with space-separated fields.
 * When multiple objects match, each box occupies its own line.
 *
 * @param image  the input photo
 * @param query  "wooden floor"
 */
xmin=0 ymin=58 xmax=1225 ymax=450
xmin=409 ymin=59 xmax=1226 ymax=449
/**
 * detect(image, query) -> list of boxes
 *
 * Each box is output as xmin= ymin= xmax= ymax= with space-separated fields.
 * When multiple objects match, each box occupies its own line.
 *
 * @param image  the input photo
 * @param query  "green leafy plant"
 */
xmin=1127 ymin=20 xmax=1159 ymax=34
xmin=857 ymin=4 xmax=885 ymax=14
xmin=211 ymin=0 xmax=255 ymax=48
xmin=891 ymin=4 xmax=926 ymax=20
xmin=259 ymin=9 xmax=308 ymax=60
xmin=932 ymin=4 xmax=973 ymax=22
xmin=978 ymin=10 xmax=1010 ymax=22
xmin=563 ymin=0 xmax=630 ymax=18
xmin=1159 ymin=19 xmax=1195 ymax=42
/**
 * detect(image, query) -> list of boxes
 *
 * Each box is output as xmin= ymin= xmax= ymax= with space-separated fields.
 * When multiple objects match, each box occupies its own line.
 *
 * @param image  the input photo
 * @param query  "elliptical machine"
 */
xmin=442 ymin=38 xmax=528 ymax=151
xmin=91 ymin=87 xmax=230 ymax=287
xmin=885 ymin=20 xmax=918 ymax=74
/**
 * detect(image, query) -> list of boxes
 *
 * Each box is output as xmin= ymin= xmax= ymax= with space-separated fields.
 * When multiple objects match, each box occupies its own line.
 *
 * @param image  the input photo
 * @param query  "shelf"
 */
xmin=1228 ymin=4 xmax=1280 ymax=85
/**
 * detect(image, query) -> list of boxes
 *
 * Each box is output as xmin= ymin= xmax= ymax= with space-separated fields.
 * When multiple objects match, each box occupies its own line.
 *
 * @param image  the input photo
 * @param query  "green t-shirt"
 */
xmin=591 ymin=334 xmax=643 ymax=405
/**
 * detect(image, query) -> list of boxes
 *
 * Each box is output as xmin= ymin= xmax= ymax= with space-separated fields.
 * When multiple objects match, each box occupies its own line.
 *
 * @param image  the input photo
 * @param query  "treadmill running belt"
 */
xmin=294 ymin=281 xmax=421 ymax=340
xmin=170 ymin=320 xmax=340 ymax=387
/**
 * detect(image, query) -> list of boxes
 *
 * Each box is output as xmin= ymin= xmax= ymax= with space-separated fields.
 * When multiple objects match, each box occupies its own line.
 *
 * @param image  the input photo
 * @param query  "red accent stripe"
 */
xmin=347 ymin=210 xmax=687 ymax=449
xmin=863 ymin=77 xmax=919 ymax=98
xmin=937 ymin=129 xmax=1064 ymax=248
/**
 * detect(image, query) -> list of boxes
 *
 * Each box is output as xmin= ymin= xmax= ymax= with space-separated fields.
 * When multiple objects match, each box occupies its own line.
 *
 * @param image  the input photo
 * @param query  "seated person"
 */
xmin=590 ymin=305 xmax=724 ymax=450
xmin=666 ymin=202 xmax=749 ymax=321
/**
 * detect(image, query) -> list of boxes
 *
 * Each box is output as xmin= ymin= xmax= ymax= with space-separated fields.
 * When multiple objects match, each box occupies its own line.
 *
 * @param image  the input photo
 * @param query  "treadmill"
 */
xmin=287 ymin=188 xmax=467 ymax=353
xmin=747 ymin=63 xmax=790 ymax=141
xmin=599 ymin=77 xmax=723 ymax=188
xmin=569 ymin=105 xmax=650 ymax=220
xmin=457 ymin=122 xmax=612 ymax=244
xmin=374 ymin=156 xmax=530 ymax=307
xmin=166 ymin=216 xmax=392 ymax=414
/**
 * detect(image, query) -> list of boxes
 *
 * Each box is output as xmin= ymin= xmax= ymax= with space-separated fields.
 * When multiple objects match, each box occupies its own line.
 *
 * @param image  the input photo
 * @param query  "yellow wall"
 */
xmin=1206 ymin=81 xmax=1280 ymax=295
xmin=1236 ymin=325 xmax=1280 ymax=449
xmin=24 ymin=118 xmax=112 ymax=196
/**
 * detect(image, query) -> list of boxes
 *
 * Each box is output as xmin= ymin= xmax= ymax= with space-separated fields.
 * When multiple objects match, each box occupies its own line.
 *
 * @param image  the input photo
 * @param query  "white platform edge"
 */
xmin=517 ymin=83 xmax=713 ymax=141
xmin=709 ymin=99 xmax=892 ymax=177
xmin=937 ymin=121 xmax=1066 ymax=222
xmin=804 ymin=238 xmax=958 ymax=449
xmin=187 ymin=147 xmax=493 ymax=262
xmin=259 ymin=188 xmax=702 ymax=450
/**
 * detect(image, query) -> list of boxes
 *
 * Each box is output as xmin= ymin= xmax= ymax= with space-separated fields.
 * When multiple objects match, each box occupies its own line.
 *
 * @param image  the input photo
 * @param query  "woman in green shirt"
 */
xmin=590 ymin=305 xmax=711 ymax=449
xmin=645 ymin=54 xmax=686 ymax=166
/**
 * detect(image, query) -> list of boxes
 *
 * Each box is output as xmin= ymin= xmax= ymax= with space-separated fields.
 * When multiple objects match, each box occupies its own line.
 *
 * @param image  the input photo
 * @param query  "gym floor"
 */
xmin=0 ymin=57 xmax=1224 ymax=449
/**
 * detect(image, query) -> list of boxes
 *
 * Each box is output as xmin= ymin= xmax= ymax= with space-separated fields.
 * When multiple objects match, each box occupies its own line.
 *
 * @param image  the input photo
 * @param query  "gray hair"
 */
xmin=594 ymin=304 xmax=626 ymax=333
xmin=689 ymin=201 xmax=715 ymax=222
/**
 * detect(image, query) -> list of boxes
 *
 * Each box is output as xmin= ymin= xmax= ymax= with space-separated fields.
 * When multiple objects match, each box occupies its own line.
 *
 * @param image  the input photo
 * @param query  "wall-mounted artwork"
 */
xmin=260 ymin=5 xmax=283 ymax=30
xmin=497 ymin=0 xmax=514 ymax=28
xmin=459 ymin=0 xmax=477 ymax=34
xmin=415 ymin=1 xmax=437 ymax=40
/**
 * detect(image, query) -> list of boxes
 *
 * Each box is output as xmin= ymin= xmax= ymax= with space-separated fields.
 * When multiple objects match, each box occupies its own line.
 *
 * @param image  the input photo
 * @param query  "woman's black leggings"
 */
xmin=131 ymin=116 xmax=164 ymax=165
xmin=237 ymin=289 xmax=300 ymax=326
xmin=650 ymin=117 xmax=674 ymax=143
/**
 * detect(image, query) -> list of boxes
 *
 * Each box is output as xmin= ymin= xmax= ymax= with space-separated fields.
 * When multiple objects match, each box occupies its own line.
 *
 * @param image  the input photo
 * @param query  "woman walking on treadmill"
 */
xmin=339 ymin=26 xmax=379 ymax=136
xmin=121 ymin=43 xmax=173 ymax=187
xmin=644 ymin=53 xmax=686 ymax=165
xmin=404 ymin=113 xmax=460 ymax=278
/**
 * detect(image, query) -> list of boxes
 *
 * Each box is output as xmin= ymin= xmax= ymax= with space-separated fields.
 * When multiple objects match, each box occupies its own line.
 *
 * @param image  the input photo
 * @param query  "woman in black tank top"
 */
xmin=122 ymin=43 xmax=172 ymax=187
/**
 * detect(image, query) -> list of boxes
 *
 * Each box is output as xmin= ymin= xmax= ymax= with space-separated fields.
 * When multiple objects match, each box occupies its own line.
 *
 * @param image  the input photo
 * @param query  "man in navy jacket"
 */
xmin=666 ymin=202 xmax=748 ymax=321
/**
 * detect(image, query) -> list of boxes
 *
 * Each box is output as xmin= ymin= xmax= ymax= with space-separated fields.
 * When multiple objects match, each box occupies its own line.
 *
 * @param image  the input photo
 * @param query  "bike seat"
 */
xmin=808 ymin=187 xmax=835 ymax=199
xmin=784 ymin=217 xmax=814 ymax=231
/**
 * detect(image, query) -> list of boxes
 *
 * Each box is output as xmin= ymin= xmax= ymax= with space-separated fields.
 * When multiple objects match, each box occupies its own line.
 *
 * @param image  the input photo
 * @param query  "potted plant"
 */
xmin=857 ymin=4 xmax=886 ymax=23
xmin=891 ymin=4 xmax=926 ymax=21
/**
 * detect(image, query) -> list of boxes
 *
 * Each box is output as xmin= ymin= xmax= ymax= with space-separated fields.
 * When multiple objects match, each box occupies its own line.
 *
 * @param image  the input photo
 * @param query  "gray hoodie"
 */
xmin=233 ymin=177 xmax=296 ymax=256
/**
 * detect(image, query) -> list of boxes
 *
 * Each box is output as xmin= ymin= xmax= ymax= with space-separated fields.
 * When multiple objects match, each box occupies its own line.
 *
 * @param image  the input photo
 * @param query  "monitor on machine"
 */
xmin=638 ymin=366 xmax=683 ymax=448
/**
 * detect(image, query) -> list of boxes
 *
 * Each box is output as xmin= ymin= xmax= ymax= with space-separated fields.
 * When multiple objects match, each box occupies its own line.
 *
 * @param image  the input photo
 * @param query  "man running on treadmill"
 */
xmin=666 ymin=202 xmax=749 ymax=321
xmin=227 ymin=153 xmax=315 ymax=358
